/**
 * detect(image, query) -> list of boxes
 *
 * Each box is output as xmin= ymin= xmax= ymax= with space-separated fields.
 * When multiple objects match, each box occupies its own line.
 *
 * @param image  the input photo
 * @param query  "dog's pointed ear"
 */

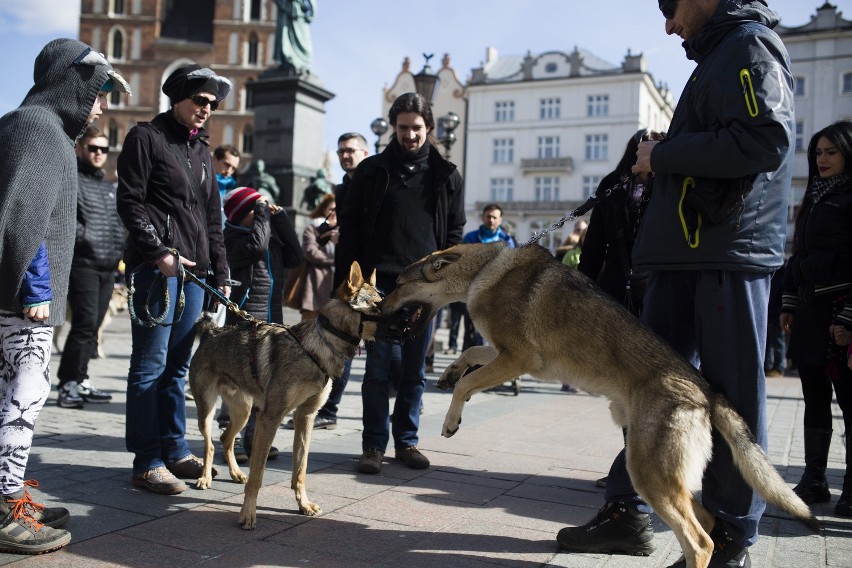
xmin=369 ymin=269 xmax=377 ymax=286
xmin=340 ymin=261 xmax=365 ymax=300
xmin=431 ymin=253 xmax=461 ymax=271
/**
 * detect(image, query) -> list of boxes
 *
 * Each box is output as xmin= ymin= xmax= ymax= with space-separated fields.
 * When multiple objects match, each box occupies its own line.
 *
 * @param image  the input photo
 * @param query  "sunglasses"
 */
xmin=190 ymin=94 xmax=218 ymax=111
xmin=659 ymin=0 xmax=677 ymax=19
xmin=87 ymin=144 xmax=109 ymax=154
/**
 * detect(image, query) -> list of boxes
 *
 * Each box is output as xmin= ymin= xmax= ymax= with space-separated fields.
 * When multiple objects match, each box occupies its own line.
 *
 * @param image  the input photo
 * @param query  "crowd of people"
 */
xmin=1 ymin=1 xmax=851 ymax=565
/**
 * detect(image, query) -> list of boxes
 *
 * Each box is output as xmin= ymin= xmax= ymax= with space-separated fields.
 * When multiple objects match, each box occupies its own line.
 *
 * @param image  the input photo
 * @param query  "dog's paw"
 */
xmin=195 ymin=476 xmax=213 ymax=490
xmin=441 ymin=415 xmax=461 ymax=438
xmin=299 ymin=501 xmax=322 ymax=516
xmin=228 ymin=467 xmax=248 ymax=484
xmin=238 ymin=508 xmax=257 ymax=530
xmin=437 ymin=365 xmax=463 ymax=390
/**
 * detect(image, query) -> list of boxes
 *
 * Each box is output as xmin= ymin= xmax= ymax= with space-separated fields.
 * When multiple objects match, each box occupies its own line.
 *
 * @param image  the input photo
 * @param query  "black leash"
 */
xmin=523 ymin=173 xmax=632 ymax=247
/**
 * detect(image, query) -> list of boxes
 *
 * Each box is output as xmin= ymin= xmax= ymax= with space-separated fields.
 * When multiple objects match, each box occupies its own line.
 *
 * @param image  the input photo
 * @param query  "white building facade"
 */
xmin=777 ymin=2 xmax=852 ymax=225
xmin=464 ymin=47 xmax=674 ymax=251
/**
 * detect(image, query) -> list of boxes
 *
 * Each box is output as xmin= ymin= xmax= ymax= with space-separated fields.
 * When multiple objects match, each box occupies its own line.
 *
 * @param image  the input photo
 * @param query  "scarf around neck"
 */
xmin=808 ymin=173 xmax=849 ymax=204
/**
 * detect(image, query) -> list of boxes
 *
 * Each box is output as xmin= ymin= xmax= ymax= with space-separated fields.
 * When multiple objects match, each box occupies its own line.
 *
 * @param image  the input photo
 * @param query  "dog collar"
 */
xmin=318 ymin=314 xmax=361 ymax=346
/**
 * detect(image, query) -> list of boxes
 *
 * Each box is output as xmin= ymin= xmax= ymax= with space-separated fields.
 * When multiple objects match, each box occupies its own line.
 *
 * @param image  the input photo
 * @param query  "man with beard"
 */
xmin=334 ymin=93 xmax=465 ymax=474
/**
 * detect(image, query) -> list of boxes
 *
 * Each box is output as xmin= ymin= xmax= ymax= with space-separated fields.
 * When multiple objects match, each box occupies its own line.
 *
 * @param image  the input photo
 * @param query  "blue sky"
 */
xmin=0 ymin=0 xmax=840 ymax=178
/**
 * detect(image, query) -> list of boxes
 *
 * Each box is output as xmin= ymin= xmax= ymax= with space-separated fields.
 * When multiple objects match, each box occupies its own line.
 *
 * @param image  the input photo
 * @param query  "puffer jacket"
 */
xmin=74 ymin=161 xmax=125 ymax=271
xmin=116 ymin=111 xmax=227 ymax=285
xmin=224 ymin=202 xmax=302 ymax=324
xmin=632 ymin=0 xmax=794 ymax=273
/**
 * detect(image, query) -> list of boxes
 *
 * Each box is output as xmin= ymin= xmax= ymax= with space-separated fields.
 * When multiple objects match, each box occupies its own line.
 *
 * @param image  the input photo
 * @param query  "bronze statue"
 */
xmin=244 ymin=159 xmax=281 ymax=203
xmin=273 ymin=0 xmax=315 ymax=75
xmin=301 ymin=167 xmax=333 ymax=211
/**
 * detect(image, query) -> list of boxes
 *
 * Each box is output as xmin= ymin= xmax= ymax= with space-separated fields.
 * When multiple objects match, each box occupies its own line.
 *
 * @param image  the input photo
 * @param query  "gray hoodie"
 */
xmin=0 ymin=38 xmax=129 ymax=325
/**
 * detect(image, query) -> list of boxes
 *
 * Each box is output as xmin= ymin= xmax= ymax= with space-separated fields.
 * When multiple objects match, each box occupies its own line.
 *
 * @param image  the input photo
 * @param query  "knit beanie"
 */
xmin=224 ymin=187 xmax=262 ymax=224
xmin=162 ymin=63 xmax=231 ymax=106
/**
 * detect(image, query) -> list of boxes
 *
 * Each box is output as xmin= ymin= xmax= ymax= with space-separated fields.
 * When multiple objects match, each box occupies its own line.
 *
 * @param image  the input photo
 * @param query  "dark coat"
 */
xmin=632 ymin=0 xmax=794 ymax=272
xmin=116 ymin=111 xmax=227 ymax=285
xmin=224 ymin=203 xmax=302 ymax=324
xmin=74 ymin=162 xmax=125 ymax=271
xmin=782 ymin=178 xmax=852 ymax=364
xmin=334 ymin=141 xmax=465 ymax=290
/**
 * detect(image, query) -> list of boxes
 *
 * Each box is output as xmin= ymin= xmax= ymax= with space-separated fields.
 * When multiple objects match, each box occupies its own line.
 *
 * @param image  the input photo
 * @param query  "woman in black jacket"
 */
xmin=781 ymin=120 xmax=852 ymax=517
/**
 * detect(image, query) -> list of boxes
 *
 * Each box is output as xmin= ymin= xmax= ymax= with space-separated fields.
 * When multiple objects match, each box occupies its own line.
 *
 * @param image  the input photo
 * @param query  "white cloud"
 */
xmin=0 ymin=0 xmax=80 ymax=35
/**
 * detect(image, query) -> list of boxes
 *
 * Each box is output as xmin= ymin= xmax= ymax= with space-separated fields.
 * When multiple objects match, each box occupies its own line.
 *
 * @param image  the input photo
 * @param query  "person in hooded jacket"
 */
xmin=0 ymin=38 xmax=129 ymax=554
xmin=557 ymin=2 xmax=795 ymax=567
xmin=116 ymin=64 xmax=229 ymax=496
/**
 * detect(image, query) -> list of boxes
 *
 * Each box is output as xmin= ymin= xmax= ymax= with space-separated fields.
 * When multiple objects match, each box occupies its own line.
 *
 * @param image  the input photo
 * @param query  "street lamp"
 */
xmin=413 ymin=53 xmax=439 ymax=104
xmin=370 ymin=117 xmax=389 ymax=154
xmin=438 ymin=111 xmax=460 ymax=159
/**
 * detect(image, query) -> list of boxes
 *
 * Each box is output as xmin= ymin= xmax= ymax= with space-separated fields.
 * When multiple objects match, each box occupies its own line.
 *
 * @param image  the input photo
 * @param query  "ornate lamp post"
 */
xmin=438 ymin=111 xmax=460 ymax=159
xmin=413 ymin=53 xmax=439 ymax=103
xmin=370 ymin=117 xmax=389 ymax=154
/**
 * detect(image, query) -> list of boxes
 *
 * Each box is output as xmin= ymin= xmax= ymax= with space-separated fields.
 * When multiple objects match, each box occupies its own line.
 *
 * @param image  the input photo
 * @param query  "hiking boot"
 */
xmin=21 ymin=481 xmax=68 ymax=529
xmin=358 ymin=449 xmax=384 ymax=474
xmin=557 ymin=501 xmax=654 ymax=556
xmin=57 ymin=381 xmax=84 ymax=409
xmin=667 ymin=521 xmax=750 ymax=567
xmin=233 ymin=437 xmax=248 ymax=464
xmin=77 ymin=379 xmax=112 ymax=403
xmin=166 ymin=455 xmax=217 ymax=479
xmin=131 ymin=466 xmax=188 ymax=495
xmin=396 ymin=446 xmax=430 ymax=469
xmin=244 ymin=443 xmax=279 ymax=461
xmin=0 ymin=490 xmax=71 ymax=554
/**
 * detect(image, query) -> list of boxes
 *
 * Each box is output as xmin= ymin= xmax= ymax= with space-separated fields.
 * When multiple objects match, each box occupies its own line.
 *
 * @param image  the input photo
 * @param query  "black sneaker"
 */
xmin=77 ymin=379 xmax=112 ymax=403
xmin=233 ymin=437 xmax=249 ymax=464
xmin=283 ymin=415 xmax=338 ymax=430
xmin=57 ymin=382 xmax=84 ymax=409
xmin=557 ymin=501 xmax=654 ymax=556
xmin=667 ymin=521 xmax=750 ymax=567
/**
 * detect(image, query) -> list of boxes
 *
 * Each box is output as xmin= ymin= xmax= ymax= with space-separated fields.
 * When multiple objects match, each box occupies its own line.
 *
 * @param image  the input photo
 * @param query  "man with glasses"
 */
xmin=56 ymin=126 xmax=124 ymax=408
xmin=117 ymin=64 xmax=231 ymax=495
xmin=557 ymin=2 xmax=794 ymax=566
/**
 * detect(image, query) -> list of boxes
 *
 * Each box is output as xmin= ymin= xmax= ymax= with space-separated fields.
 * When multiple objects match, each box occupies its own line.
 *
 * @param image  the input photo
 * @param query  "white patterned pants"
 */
xmin=0 ymin=311 xmax=52 ymax=495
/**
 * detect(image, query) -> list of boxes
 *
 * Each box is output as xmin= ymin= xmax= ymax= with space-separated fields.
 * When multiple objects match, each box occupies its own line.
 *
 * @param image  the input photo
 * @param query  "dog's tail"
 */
xmin=710 ymin=393 xmax=820 ymax=531
xmin=194 ymin=313 xmax=220 ymax=343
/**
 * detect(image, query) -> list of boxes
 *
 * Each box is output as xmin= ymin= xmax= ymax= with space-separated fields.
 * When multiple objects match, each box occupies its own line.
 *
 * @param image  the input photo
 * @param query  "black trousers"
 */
xmin=57 ymin=265 xmax=114 ymax=386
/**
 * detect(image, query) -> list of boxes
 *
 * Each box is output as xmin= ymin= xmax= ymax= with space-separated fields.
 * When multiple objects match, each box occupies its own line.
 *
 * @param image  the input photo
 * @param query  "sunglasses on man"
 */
xmin=190 ymin=94 xmax=219 ymax=112
xmin=87 ymin=144 xmax=109 ymax=154
xmin=659 ymin=0 xmax=677 ymax=19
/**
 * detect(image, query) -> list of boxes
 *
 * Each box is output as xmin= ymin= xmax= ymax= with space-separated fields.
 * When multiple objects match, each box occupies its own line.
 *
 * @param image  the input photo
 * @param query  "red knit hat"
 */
xmin=224 ymin=187 xmax=262 ymax=223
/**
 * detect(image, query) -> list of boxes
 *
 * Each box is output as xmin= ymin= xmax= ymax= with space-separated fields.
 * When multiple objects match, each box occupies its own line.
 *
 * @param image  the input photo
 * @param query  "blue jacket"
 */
xmin=632 ymin=0 xmax=794 ymax=272
xmin=463 ymin=226 xmax=516 ymax=248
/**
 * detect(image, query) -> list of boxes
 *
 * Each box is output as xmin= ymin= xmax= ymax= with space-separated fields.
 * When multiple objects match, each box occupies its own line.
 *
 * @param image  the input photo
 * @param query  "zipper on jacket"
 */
xmin=185 ymin=140 xmax=202 ymax=262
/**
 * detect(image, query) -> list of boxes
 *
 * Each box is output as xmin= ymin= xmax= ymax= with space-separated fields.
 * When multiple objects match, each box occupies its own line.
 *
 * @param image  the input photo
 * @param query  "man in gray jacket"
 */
xmin=556 ymin=2 xmax=794 ymax=567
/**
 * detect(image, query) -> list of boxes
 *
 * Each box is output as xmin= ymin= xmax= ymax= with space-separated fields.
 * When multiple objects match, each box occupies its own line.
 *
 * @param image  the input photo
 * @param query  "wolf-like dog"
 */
xmin=380 ymin=242 xmax=818 ymax=568
xmin=189 ymin=261 xmax=382 ymax=529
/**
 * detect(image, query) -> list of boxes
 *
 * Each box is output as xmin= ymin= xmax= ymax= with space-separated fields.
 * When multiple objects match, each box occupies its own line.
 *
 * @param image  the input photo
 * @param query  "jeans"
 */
xmin=362 ymin=324 xmax=431 ymax=452
xmin=318 ymin=358 xmax=351 ymax=421
xmin=764 ymin=322 xmax=786 ymax=373
xmin=125 ymin=267 xmax=205 ymax=474
xmin=604 ymin=270 xmax=769 ymax=547
xmin=447 ymin=302 xmax=465 ymax=350
xmin=57 ymin=265 xmax=114 ymax=385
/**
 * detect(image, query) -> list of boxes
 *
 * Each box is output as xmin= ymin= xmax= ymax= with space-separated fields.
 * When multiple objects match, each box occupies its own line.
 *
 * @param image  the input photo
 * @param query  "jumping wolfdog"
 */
xmin=380 ymin=242 xmax=818 ymax=568
xmin=189 ymin=262 xmax=382 ymax=529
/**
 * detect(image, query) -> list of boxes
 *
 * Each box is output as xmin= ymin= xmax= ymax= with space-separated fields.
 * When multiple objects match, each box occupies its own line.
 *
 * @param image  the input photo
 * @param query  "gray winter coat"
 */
xmin=632 ymin=0 xmax=794 ymax=273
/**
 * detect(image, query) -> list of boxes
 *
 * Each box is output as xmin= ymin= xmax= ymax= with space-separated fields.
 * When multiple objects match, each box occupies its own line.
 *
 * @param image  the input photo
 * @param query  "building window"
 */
xmin=587 ymin=94 xmax=609 ymax=117
xmin=250 ymin=0 xmax=262 ymax=21
xmin=535 ymin=177 xmax=560 ymax=202
xmin=538 ymin=136 xmax=560 ymax=159
xmin=110 ymin=90 xmax=121 ymax=107
xmin=794 ymin=77 xmax=805 ymax=97
xmin=109 ymin=28 xmax=125 ymax=61
xmin=585 ymin=134 xmax=608 ymax=161
xmin=490 ymin=178 xmax=514 ymax=202
xmin=242 ymin=126 xmax=254 ymax=154
xmin=545 ymin=62 xmax=557 ymax=73
xmin=843 ymin=73 xmax=852 ymax=94
xmin=582 ymin=176 xmax=603 ymax=199
xmin=248 ymin=32 xmax=259 ymax=65
xmin=795 ymin=121 xmax=804 ymax=152
xmin=495 ymin=101 xmax=515 ymax=122
xmin=540 ymin=97 xmax=561 ymax=120
xmin=492 ymin=138 xmax=514 ymax=163
xmin=110 ymin=0 xmax=124 ymax=15
xmin=108 ymin=120 xmax=119 ymax=148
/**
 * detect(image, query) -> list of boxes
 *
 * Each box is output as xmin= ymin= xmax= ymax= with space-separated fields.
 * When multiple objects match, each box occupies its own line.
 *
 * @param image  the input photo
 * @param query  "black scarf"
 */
xmin=807 ymin=173 xmax=849 ymax=205
xmin=389 ymin=137 xmax=431 ymax=182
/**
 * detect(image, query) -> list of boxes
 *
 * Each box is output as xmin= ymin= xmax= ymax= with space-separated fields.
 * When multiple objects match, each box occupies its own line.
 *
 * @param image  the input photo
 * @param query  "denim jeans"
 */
xmin=125 ymin=267 xmax=205 ymax=474
xmin=362 ymin=324 xmax=431 ymax=452
xmin=318 ymin=358 xmax=351 ymax=421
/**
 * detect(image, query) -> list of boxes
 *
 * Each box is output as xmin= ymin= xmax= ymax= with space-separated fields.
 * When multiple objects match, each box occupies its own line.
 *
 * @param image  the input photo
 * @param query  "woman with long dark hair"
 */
xmin=781 ymin=120 xmax=852 ymax=517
